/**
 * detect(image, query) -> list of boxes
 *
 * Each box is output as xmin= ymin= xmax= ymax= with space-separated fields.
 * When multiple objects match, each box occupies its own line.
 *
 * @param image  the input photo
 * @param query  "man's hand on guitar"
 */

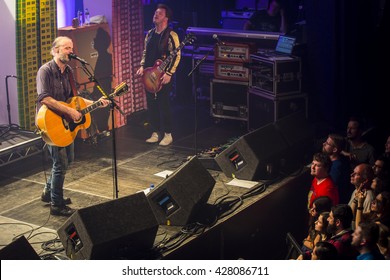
xmin=98 ymin=97 xmax=110 ymax=108
xmin=136 ymin=66 xmax=144 ymax=77
xmin=161 ymin=73 xmax=171 ymax=85
xmin=68 ymin=107 xmax=82 ymax=122
xmin=83 ymin=97 xmax=110 ymax=108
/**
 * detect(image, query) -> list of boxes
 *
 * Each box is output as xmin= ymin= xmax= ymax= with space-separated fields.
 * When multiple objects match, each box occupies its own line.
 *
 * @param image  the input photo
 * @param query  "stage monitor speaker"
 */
xmin=274 ymin=111 xmax=315 ymax=171
xmin=0 ymin=236 xmax=40 ymax=260
xmin=147 ymin=156 xmax=216 ymax=226
xmin=214 ymin=122 xmax=289 ymax=181
xmin=57 ymin=192 xmax=158 ymax=260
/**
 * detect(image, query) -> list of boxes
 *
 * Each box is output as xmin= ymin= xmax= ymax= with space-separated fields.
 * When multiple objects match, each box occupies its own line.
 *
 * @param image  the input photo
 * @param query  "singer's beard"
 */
xmin=59 ymin=53 xmax=70 ymax=64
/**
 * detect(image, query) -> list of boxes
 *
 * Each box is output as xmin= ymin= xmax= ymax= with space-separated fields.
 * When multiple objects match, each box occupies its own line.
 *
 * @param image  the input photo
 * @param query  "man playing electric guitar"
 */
xmin=36 ymin=36 xmax=110 ymax=216
xmin=136 ymin=3 xmax=181 ymax=146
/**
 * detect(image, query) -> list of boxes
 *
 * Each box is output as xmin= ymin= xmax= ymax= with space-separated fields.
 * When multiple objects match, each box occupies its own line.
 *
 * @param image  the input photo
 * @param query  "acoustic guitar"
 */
xmin=142 ymin=33 xmax=196 ymax=94
xmin=35 ymin=82 xmax=128 ymax=147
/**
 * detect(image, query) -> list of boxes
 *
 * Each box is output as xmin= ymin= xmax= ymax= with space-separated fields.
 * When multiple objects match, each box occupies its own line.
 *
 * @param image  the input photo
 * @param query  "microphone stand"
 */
xmin=187 ymin=45 xmax=214 ymax=156
xmin=1 ymin=75 xmax=22 ymax=139
xmin=79 ymin=62 xmax=124 ymax=199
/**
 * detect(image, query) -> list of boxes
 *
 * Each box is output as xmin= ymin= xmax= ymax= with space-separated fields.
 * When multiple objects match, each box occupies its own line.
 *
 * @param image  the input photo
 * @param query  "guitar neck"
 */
xmin=159 ymin=55 xmax=174 ymax=72
xmin=77 ymin=82 xmax=127 ymax=115
xmin=158 ymin=40 xmax=188 ymax=71
xmin=80 ymin=100 xmax=103 ymax=116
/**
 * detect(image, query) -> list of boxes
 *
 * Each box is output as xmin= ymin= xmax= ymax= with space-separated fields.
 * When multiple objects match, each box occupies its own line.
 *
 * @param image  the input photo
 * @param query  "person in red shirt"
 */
xmin=308 ymin=152 xmax=339 ymax=209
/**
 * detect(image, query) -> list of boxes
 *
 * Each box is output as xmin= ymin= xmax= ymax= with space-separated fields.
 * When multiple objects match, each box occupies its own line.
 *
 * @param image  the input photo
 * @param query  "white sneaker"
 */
xmin=159 ymin=133 xmax=173 ymax=146
xmin=146 ymin=132 xmax=159 ymax=143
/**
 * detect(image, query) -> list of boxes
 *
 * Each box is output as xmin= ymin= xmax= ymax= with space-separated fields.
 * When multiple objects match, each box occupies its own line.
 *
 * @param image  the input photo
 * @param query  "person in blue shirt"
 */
xmin=351 ymin=221 xmax=385 ymax=259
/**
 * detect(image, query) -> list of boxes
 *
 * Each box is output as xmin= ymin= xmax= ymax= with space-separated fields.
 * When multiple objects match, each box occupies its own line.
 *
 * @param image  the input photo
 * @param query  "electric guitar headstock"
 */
xmin=183 ymin=33 xmax=196 ymax=46
xmin=111 ymin=82 xmax=129 ymax=98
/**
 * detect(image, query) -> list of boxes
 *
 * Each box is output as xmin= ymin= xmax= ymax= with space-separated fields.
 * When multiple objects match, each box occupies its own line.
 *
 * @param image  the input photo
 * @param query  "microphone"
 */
xmin=212 ymin=34 xmax=225 ymax=45
xmin=69 ymin=53 xmax=89 ymax=65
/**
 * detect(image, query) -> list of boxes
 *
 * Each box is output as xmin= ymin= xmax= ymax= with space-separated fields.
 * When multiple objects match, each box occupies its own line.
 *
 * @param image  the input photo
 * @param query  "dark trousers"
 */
xmin=146 ymin=82 xmax=172 ymax=134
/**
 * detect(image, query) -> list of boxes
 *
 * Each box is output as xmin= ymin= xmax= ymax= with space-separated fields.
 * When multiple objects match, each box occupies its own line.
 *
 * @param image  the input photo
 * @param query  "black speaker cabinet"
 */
xmin=147 ymin=156 xmax=216 ymax=226
xmin=248 ymin=88 xmax=308 ymax=130
xmin=0 ymin=236 xmax=40 ymax=260
xmin=210 ymin=79 xmax=248 ymax=121
xmin=215 ymin=111 xmax=314 ymax=181
xmin=214 ymin=122 xmax=289 ymax=181
xmin=57 ymin=192 xmax=158 ymax=260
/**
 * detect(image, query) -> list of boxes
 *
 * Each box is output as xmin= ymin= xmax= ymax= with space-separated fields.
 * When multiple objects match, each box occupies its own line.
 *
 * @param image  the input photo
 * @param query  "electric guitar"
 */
xmin=142 ymin=33 xmax=196 ymax=94
xmin=35 ymin=82 xmax=128 ymax=147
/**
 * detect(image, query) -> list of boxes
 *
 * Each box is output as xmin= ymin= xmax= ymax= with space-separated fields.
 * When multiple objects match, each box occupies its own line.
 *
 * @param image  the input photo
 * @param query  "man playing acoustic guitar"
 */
xmin=36 ymin=36 xmax=110 ymax=216
xmin=136 ymin=3 xmax=181 ymax=146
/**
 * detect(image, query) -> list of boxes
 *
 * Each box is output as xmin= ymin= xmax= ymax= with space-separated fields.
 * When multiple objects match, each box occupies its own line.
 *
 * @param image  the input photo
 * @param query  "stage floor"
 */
xmin=0 ymin=99 xmax=312 ymax=260
xmin=0 ymin=100 xmax=260 ymax=259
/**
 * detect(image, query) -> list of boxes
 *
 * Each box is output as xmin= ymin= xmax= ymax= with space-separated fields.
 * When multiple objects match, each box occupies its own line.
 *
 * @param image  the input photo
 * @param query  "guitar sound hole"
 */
xmin=68 ymin=117 xmax=86 ymax=132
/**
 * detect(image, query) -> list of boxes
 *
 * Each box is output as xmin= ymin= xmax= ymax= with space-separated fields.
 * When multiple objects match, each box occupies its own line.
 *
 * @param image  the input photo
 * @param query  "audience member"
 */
xmin=307 ymin=153 xmax=339 ymax=209
xmin=322 ymin=133 xmax=353 ymax=203
xmin=372 ymin=155 xmax=390 ymax=185
xmin=303 ymin=211 xmax=330 ymax=251
xmin=311 ymin=241 xmax=338 ymax=260
xmin=384 ymin=135 xmax=390 ymax=159
xmin=377 ymin=223 xmax=390 ymax=259
xmin=351 ymin=221 xmax=385 ymax=260
xmin=302 ymin=196 xmax=332 ymax=251
xmin=308 ymin=196 xmax=333 ymax=224
xmin=348 ymin=163 xmax=375 ymax=215
xmin=326 ymin=204 xmax=358 ymax=259
xmin=243 ymin=0 xmax=287 ymax=33
xmin=371 ymin=177 xmax=389 ymax=196
xmin=355 ymin=191 xmax=390 ymax=228
xmin=342 ymin=116 xmax=376 ymax=171
xmin=298 ymin=204 xmax=358 ymax=259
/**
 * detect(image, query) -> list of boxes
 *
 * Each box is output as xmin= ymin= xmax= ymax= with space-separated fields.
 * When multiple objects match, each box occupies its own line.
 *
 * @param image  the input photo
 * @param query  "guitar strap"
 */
xmin=67 ymin=67 xmax=78 ymax=97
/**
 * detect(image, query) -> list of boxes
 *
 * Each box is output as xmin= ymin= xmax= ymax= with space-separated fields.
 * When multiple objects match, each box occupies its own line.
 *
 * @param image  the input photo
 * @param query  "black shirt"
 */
xmin=144 ymin=32 xmax=162 ymax=68
xmin=248 ymin=10 xmax=281 ymax=32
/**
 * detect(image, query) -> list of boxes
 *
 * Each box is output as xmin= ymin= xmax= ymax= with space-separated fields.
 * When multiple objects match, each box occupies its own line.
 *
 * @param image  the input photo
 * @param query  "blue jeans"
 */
xmin=43 ymin=143 xmax=74 ymax=206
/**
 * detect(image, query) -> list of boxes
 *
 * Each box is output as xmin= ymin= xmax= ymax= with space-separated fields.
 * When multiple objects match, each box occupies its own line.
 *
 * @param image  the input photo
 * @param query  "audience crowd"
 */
xmin=292 ymin=116 xmax=390 ymax=260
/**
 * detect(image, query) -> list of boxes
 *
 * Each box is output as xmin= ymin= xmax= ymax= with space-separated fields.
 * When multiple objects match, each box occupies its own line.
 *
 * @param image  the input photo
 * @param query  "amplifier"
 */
xmin=210 ymin=79 xmax=248 ymax=121
xmin=215 ymin=43 xmax=254 ymax=62
xmin=249 ymin=54 xmax=301 ymax=96
xmin=214 ymin=61 xmax=250 ymax=81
